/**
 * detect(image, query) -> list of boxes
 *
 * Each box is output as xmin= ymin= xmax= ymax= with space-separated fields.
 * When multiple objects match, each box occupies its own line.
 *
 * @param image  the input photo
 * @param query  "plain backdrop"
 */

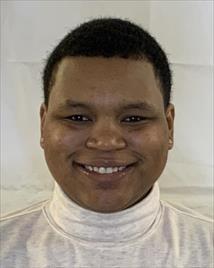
xmin=1 ymin=0 xmax=213 ymax=218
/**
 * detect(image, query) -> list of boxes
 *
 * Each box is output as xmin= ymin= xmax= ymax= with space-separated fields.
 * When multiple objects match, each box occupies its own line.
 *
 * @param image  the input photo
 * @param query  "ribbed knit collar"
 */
xmin=44 ymin=181 xmax=161 ymax=244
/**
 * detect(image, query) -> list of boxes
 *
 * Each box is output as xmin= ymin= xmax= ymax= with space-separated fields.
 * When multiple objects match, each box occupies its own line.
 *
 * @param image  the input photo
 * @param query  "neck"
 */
xmin=44 ymin=181 xmax=161 ymax=243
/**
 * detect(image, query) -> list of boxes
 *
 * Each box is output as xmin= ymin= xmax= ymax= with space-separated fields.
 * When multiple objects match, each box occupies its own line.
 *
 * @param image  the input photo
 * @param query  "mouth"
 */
xmin=73 ymin=161 xmax=137 ymax=182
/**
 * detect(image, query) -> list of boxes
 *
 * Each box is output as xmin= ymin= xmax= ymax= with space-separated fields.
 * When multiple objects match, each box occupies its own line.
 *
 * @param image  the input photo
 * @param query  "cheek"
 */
xmin=43 ymin=124 xmax=85 ymax=154
xmin=129 ymin=124 xmax=169 ymax=158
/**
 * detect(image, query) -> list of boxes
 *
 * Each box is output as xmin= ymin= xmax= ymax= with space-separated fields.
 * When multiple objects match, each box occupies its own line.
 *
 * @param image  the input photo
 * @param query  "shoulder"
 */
xmin=158 ymin=200 xmax=213 ymax=267
xmin=0 ymin=200 xmax=48 ymax=231
xmin=1 ymin=200 xmax=50 ymax=254
xmin=161 ymin=200 xmax=213 ymax=223
xmin=0 ymin=200 xmax=51 ymax=265
xmin=160 ymin=200 xmax=213 ymax=239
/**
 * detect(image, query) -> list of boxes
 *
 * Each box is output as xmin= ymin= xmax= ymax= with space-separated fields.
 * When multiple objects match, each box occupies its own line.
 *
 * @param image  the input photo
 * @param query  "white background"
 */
xmin=1 ymin=0 xmax=213 ymax=217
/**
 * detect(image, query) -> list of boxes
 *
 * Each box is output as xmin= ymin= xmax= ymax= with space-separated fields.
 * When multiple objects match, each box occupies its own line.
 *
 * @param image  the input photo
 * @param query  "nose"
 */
xmin=85 ymin=119 xmax=127 ymax=151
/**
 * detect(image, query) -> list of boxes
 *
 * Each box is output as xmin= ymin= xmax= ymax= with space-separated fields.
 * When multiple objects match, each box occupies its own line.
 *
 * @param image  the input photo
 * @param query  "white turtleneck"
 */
xmin=45 ymin=182 xmax=161 ymax=244
xmin=1 ymin=181 xmax=213 ymax=268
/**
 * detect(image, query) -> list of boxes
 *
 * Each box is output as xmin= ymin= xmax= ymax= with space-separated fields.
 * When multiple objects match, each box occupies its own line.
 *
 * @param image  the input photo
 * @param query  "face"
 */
xmin=40 ymin=57 xmax=174 ymax=213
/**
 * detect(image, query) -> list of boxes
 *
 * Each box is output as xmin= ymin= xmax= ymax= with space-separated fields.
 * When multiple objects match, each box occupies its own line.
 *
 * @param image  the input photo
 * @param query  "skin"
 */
xmin=40 ymin=57 xmax=175 ymax=213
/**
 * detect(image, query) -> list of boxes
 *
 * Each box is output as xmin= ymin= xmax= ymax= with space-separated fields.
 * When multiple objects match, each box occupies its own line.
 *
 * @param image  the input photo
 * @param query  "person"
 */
xmin=1 ymin=18 xmax=213 ymax=268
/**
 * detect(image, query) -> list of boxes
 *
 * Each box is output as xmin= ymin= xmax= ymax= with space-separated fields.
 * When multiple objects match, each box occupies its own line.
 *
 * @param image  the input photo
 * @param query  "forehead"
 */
xmin=49 ymin=57 xmax=163 ymax=111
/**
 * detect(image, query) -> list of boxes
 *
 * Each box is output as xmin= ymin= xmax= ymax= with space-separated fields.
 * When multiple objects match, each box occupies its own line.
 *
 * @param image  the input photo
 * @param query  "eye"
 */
xmin=66 ymin=114 xmax=90 ymax=122
xmin=122 ymin=116 xmax=148 ymax=123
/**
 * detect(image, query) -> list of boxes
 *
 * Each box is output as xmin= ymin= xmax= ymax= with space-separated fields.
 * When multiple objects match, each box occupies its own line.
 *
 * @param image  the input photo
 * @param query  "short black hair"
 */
xmin=43 ymin=17 xmax=172 ymax=108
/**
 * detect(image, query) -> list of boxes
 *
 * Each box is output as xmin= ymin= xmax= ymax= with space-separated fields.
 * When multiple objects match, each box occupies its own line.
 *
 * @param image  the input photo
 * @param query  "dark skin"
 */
xmin=40 ymin=57 xmax=174 ymax=213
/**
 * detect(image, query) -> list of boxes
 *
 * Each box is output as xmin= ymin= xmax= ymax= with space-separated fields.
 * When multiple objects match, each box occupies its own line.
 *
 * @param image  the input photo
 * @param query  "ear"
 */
xmin=165 ymin=103 xmax=175 ymax=150
xmin=40 ymin=103 xmax=47 ymax=149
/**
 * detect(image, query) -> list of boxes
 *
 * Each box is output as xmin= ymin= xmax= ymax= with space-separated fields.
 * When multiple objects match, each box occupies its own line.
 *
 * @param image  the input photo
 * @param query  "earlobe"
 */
xmin=40 ymin=137 xmax=44 ymax=149
xmin=40 ymin=103 xmax=47 ymax=149
xmin=166 ymin=103 xmax=175 ymax=150
xmin=168 ymin=138 xmax=174 ymax=150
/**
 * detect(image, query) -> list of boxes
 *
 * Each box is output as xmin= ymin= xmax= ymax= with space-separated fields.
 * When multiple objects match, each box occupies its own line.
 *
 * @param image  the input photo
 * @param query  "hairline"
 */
xmin=46 ymin=55 xmax=166 ymax=109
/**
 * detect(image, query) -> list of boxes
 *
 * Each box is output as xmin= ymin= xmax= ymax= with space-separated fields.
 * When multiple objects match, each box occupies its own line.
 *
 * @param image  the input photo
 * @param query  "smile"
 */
xmin=83 ymin=165 xmax=126 ymax=174
xmin=73 ymin=161 xmax=137 ymax=182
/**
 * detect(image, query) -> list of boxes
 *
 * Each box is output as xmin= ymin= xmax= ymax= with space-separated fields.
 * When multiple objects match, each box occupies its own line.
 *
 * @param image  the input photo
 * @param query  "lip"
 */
xmin=74 ymin=160 xmax=137 ymax=168
xmin=73 ymin=161 xmax=137 ymax=183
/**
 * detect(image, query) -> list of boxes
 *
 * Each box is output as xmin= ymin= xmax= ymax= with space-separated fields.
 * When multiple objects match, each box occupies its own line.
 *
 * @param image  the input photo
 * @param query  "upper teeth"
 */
xmin=84 ymin=166 xmax=126 ymax=174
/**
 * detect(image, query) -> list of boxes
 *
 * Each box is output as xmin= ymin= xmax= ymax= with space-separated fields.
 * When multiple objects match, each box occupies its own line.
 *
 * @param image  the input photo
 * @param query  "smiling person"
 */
xmin=1 ymin=18 xmax=213 ymax=267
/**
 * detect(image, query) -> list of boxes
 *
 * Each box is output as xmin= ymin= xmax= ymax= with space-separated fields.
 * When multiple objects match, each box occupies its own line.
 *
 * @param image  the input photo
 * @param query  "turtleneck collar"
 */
xmin=44 ymin=181 xmax=161 ymax=244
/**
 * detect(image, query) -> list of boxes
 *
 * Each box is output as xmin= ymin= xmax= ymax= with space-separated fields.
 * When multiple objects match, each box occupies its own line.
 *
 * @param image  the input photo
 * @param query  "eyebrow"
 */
xmin=119 ymin=102 xmax=156 ymax=112
xmin=58 ymin=99 xmax=156 ymax=112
